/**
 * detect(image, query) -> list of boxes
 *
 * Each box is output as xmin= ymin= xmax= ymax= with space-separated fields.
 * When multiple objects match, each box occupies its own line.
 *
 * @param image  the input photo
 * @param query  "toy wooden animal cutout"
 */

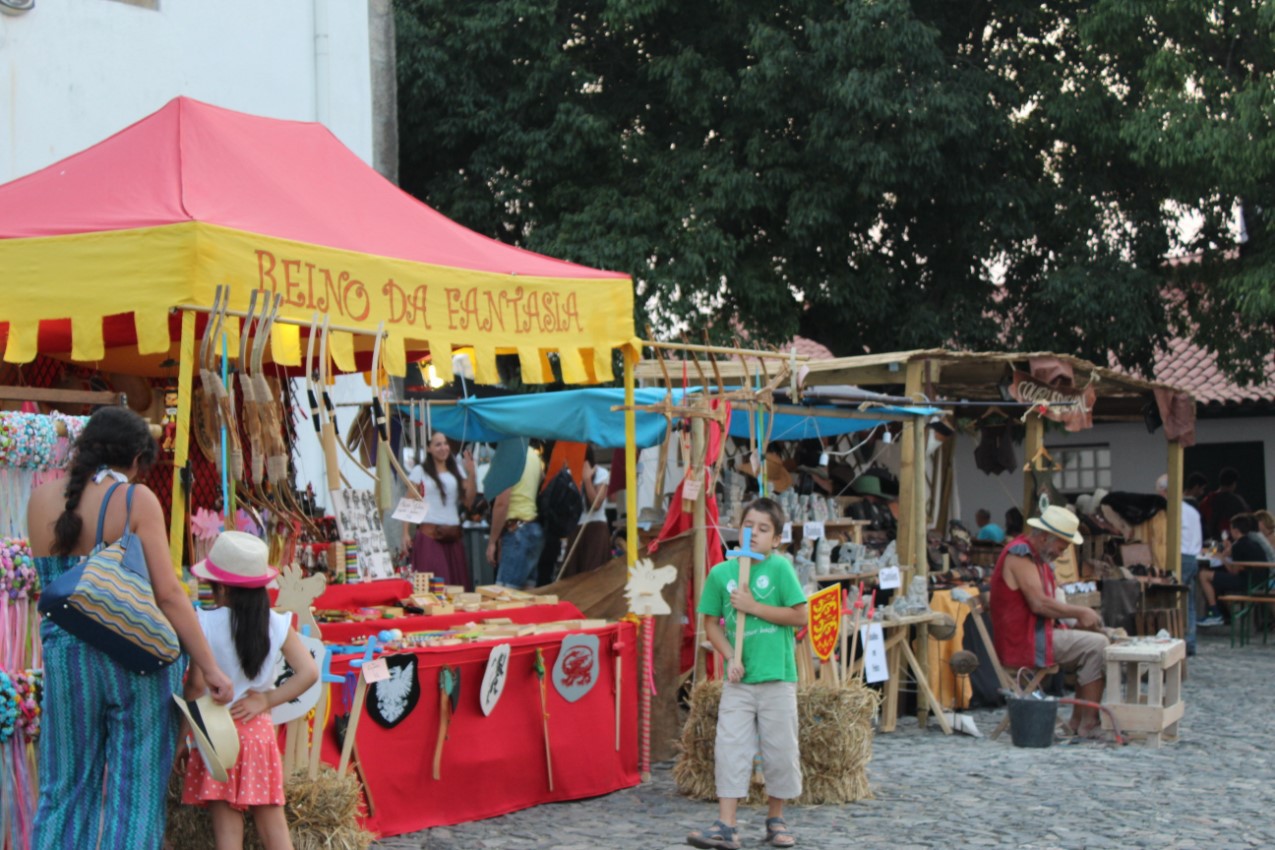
xmin=624 ymin=558 xmax=678 ymax=616
xmin=273 ymin=563 xmax=327 ymax=637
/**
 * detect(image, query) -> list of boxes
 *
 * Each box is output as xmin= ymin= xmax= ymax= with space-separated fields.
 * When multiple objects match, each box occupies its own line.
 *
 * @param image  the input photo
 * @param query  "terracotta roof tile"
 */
xmin=1152 ymin=338 xmax=1275 ymax=406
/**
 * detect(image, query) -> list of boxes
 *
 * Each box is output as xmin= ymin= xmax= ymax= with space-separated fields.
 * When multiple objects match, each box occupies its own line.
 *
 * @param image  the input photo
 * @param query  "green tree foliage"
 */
xmin=396 ymin=0 xmax=1275 ymax=383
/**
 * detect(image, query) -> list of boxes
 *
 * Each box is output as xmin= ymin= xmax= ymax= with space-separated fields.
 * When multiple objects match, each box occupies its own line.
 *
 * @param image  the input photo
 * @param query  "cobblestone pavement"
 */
xmin=373 ymin=630 xmax=1275 ymax=850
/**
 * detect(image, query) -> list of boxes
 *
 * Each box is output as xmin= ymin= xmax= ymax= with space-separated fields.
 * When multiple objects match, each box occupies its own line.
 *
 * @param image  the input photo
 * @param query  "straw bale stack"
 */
xmin=674 ymin=679 xmax=879 ymax=806
xmin=166 ymin=766 xmax=375 ymax=850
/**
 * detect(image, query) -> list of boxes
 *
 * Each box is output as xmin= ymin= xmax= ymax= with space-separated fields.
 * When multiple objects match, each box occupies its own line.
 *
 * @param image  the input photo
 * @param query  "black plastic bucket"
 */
xmin=1007 ymin=697 xmax=1058 ymax=748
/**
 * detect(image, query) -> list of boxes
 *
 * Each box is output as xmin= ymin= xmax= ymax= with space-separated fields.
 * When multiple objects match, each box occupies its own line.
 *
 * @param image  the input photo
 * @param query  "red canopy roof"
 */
xmin=0 ymin=96 xmax=622 ymax=280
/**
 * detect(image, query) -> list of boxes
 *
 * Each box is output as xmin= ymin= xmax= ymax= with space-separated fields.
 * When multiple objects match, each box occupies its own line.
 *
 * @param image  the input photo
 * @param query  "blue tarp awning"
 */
xmin=401 ymin=389 xmax=939 ymax=449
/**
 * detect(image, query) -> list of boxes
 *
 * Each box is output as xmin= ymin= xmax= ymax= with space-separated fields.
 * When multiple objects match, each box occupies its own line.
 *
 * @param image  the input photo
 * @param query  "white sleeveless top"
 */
xmin=408 ymin=463 xmax=467 ymax=525
xmin=198 ymin=607 xmax=291 ymax=703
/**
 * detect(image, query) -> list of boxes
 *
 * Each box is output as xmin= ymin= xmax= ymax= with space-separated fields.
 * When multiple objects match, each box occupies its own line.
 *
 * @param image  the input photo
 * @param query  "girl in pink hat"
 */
xmin=181 ymin=531 xmax=318 ymax=850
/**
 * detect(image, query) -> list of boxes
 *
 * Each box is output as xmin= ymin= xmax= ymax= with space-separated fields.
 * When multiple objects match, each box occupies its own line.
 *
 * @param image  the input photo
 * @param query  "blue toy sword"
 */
xmin=725 ymin=527 xmax=765 ymax=672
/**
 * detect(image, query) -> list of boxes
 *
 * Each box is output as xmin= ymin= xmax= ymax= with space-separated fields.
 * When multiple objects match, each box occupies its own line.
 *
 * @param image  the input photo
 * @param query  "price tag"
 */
xmin=361 ymin=657 xmax=390 ymax=683
xmin=803 ymin=521 xmax=825 ymax=541
xmin=681 ymin=475 xmax=702 ymax=501
xmin=391 ymin=497 xmax=429 ymax=524
xmin=781 ymin=522 xmax=793 ymax=544
xmin=861 ymin=623 xmax=889 ymax=684
xmin=878 ymin=566 xmax=901 ymax=590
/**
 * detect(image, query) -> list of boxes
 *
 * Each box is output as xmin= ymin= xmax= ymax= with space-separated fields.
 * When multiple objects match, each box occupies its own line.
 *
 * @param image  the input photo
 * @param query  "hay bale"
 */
xmin=166 ymin=766 xmax=375 ymax=850
xmin=674 ymin=679 xmax=880 ymax=807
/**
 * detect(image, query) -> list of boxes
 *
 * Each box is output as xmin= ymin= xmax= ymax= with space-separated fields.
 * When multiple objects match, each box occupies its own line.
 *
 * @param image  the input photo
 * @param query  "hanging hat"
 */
xmin=191 ymin=530 xmax=278 ymax=588
xmin=851 ymin=475 xmax=883 ymax=497
xmin=1027 ymin=505 xmax=1084 ymax=545
xmin=172 ymin=694 xmax=240 ymax=783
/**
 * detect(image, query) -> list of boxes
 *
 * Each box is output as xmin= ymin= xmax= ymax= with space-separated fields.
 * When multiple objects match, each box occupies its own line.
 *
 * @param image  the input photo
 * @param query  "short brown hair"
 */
xmin=742 ymin=497 xmax=785 ymax=531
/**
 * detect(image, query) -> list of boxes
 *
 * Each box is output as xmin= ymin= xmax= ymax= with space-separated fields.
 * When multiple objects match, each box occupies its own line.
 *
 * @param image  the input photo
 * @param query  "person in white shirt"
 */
xmin=404 ymin=431 xmax=477 ymax=589
xmin=560 ymin=447 xmax=612 ymax=578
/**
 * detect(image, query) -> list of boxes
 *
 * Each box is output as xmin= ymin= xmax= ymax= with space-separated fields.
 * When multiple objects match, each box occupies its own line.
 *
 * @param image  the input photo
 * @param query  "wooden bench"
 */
xmin=1218 ymin=595 xmax=1275 ymax=647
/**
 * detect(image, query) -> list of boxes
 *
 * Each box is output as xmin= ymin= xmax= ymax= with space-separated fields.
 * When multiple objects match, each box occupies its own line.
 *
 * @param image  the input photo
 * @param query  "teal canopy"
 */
xmin=401 ymin=389 xmax=938 ymax=448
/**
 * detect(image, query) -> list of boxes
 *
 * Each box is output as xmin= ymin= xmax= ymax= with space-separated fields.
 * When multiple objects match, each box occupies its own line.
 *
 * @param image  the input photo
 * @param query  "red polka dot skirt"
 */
xmin=182 ymin=713 xmax=286 ymax=811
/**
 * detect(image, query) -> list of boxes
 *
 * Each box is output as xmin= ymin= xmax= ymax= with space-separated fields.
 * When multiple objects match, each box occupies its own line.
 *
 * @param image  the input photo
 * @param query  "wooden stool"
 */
xmin=1101 ymin=638 xmax=1185 ymax=747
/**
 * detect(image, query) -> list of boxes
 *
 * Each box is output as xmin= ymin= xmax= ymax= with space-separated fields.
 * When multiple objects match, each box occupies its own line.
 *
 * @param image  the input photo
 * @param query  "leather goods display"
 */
xmin=38 ymin=482 xmax=181 ymax=674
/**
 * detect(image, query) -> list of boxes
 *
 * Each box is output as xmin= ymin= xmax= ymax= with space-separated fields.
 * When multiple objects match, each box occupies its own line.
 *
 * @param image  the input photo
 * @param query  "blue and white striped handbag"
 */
xmin=37 ymin=482 xmax=181 ymax=674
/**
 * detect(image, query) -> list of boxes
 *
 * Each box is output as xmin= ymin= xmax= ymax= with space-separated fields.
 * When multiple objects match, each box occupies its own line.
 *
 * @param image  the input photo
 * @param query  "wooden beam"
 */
xmin=0 ymin=385 xmax=124 ymax=406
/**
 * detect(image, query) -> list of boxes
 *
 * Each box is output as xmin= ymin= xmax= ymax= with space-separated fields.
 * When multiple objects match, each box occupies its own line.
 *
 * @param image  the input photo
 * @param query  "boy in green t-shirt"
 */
xmin=687 ymin=498 xmax=807 ymax=850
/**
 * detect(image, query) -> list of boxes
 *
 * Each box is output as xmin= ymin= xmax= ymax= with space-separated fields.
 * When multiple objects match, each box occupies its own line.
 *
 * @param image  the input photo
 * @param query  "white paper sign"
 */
xmin=391 ymin=497 xmax=429 ymax=524
xmin=361 ymin=658 xmax=390 ymax=684
xmin=781 ymin=522 xmax=793 ymax=544
xmin=682 ymin=475 xmax=702 ymax=501
xmin=803 ymin=521 xmax=825 ymax=541
xmin=861 ymin=623 xmax=889 ymax=684
xmin=878 ymin=566 xmax=902 ymax=590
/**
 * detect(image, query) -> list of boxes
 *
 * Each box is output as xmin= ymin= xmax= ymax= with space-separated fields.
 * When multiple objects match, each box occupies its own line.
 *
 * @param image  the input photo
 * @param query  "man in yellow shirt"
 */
xmin=487 ymin=443 xmax=545 ymax=588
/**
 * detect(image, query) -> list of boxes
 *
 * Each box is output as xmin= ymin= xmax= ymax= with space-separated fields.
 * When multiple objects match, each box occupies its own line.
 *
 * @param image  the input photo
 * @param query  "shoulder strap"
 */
xmin=124 ymin=484 xmax=137 ymax=528
xmin=95 ymin=481 xmax=125 ymax=547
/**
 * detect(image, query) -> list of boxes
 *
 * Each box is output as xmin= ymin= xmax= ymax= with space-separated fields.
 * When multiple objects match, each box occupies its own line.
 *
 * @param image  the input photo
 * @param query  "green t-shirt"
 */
xmin=698 ymin=553 xmax=807 ymax=684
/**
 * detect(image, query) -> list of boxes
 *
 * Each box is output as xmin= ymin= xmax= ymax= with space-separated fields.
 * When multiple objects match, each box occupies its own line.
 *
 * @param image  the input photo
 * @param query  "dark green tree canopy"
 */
xmin=396 ymin=0 xmax=1275 ymax=384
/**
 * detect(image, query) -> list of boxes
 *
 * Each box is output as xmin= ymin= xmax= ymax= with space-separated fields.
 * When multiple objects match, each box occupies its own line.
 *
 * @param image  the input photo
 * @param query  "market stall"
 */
xmin=636 ymin=349 xmax=1196 ymax=731
xmin=0 ymin=97 xmax=643 ymax=839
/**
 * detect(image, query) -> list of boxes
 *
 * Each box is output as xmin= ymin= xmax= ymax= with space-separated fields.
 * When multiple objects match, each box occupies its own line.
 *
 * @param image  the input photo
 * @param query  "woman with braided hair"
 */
xmin=26 ymin=406 xmax=233 ymax=849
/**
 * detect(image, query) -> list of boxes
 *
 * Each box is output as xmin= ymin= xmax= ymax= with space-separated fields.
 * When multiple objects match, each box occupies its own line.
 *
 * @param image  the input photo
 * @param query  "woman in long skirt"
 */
xmin=403 ymin=431 xmax=477 ymax=589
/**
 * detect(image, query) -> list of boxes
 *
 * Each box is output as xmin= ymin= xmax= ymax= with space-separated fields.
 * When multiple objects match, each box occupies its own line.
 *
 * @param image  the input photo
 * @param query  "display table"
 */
xmin=317 ymin=601 xmax=587 ymax=644
xmin=320 ymin=622 xmax=638 ymax=836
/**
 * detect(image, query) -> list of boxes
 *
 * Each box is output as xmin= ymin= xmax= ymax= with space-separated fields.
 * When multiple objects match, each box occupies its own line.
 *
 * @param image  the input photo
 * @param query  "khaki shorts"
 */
xmin=1052 ymin=629 xmax=1108 ymax=687
xmin=714 ymin=681 xmax=801 ymax=800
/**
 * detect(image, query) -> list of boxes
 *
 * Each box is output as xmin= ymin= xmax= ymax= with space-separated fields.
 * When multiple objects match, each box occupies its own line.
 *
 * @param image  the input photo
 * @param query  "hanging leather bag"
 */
xmin=38 ymin=482 xmax=181 ymax=674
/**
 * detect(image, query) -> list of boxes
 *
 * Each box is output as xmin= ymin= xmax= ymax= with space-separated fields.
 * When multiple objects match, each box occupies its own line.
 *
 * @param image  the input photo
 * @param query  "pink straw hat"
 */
xmin=191 ymin=531 xmax=278 ymax=588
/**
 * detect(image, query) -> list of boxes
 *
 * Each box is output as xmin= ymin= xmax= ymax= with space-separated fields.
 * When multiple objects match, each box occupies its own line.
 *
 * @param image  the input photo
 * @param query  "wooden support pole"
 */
xmin=1166 ymin=440 xmax=1184 ymax=578
xmin=897 ymin=361 xmax=925 ymax=575
xmin=168 ymin=310 xmax=196 ymax=571
xmin=691 ymin=416 xmax=709 ymax=681
xmin=624 ymin=350 xmax=639 ymax=574
xmin=911 ymin=401 xmax=931 ymax=728
xmin=1022 ymin=414 xmax=1045 ymax=516
xmin=1167 ymin=439 xmax=1185 ymax=631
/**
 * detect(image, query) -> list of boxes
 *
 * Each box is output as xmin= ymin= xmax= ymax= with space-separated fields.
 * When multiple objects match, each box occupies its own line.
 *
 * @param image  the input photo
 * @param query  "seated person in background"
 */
xmin=974 ymin=508 xmax=1006 ymax=544
xmin=991 ymin=506 xmax=1109 ymax=738
xmin=1004 ymin=507 xmax=1025 ymax=537
xmin=1202 ymin=514 xmax=1275 ymax=623
xmin=1255 ymin=509 xmax=1275 ymax=553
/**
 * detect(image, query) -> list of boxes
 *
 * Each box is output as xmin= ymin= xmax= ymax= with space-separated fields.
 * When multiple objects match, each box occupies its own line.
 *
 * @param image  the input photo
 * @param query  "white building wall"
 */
xmin=1 ymin=0 xmax=378 ymax=510
xmin=0 ymin=0 xmax=374 ymax=183
xmin=951 ymin=416 xmax=1275 ymax=530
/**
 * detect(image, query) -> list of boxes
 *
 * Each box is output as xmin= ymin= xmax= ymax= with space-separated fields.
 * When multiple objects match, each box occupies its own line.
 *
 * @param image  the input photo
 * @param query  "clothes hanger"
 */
xmin=1023 ymin=444 xmax=1063 ymax=473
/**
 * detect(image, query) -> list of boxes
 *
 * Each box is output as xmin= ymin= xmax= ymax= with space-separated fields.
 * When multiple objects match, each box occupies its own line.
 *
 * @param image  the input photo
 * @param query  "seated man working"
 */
xmin=990 ymin=505 xmax=1110 ymax=738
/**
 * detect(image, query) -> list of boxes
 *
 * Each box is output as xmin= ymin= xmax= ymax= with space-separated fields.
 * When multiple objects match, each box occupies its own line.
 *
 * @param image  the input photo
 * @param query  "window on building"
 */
xmin=1050 ymin=444 xmax=1112 ymax=494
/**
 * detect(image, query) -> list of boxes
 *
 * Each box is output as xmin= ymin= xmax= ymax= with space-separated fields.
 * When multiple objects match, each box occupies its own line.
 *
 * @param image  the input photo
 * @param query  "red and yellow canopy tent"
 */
xmin=0 ymin=96 xmax=642 ymax=563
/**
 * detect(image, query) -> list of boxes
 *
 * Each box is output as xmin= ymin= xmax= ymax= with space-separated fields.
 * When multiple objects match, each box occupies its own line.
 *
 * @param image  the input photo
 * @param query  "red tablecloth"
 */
xmin=269 ymin=578 xmax=415 ymax=610
xmin=316 ymin=601 xmax=586 ymax=644
xmin=321 ymin=622 xmax=638 ymax=836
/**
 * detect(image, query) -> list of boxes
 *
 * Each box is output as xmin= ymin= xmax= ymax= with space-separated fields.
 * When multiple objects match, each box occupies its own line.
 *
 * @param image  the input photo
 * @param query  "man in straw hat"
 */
xmin=990 ymin=505 xmax=1110 ymax=739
